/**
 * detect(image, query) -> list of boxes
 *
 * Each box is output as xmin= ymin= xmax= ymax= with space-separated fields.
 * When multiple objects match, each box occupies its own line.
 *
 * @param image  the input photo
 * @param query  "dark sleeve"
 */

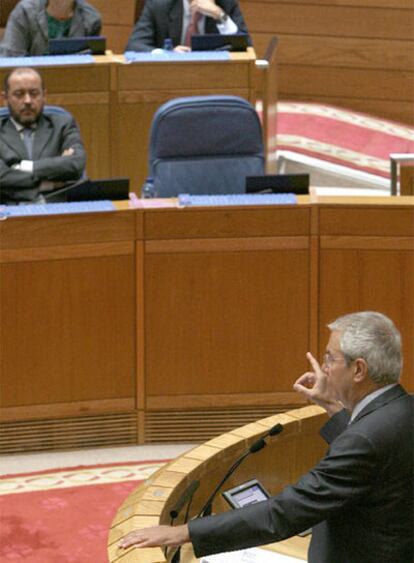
xmin=218 ymin=0 xmax=251 ymax=44
xmin=84 ymin=5 xmax=102 ymax=36
xmin=0 ymin=160 xmax=40 ymax=204
xmin=319 ymin=409 xmax=351 ymax=444
xmin=32 ymin=117 xmax=86 ymax=182
xmin=125 ymin=2 xmax=157 ymax=52
xmin=0 ymin=4 xmax=31 ymax=57
xmin=189 ymin=429 xmax=376 ymax=558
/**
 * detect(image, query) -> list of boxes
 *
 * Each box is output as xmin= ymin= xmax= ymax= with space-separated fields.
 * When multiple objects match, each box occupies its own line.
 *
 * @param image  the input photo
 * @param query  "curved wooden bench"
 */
xmin=108 ymin=405 xmax=327 ymax=562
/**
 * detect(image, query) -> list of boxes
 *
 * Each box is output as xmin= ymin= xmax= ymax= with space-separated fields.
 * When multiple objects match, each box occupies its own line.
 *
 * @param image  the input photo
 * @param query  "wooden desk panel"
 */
xmin=317 ymin=203 xmax=414 ymax=388
xmin=0 ymin=211 xmax=137 ymax=422
xmin=1 ymin=199 xmax=413 ymax=451
xmin=143 ymin=206 xmax=311 ymax=412
xmin=145 ymin=246 xmax=310 ymax=397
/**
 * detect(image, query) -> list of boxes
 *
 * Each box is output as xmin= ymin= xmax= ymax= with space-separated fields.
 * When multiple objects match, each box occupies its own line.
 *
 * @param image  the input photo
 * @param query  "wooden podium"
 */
xmin=108 ymin=405 xmax=327 ymax=562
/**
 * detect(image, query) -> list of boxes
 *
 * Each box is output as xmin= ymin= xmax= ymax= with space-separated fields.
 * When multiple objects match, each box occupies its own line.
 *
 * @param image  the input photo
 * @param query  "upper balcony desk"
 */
xmin=0 ymin=50 xmax=257 ymax=192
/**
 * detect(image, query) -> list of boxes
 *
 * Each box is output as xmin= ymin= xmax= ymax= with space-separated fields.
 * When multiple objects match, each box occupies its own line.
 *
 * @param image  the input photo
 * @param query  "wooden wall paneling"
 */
xmin=92 ymin=0 xmax=135 ymax=52
xmin=317 ymin=204 xmax=414 ymax=390
xmin=277 ymin=65 xmax=412 ymax=103
xmin=253 ymin=34 xmax=413 ymax=72
xmin=401 ymin=166 xmax=414 ymax=195
xmin=240 ymin=0 xmax=414 ymax=123
xmin=241 ymin=3 xmax=412 ymax=39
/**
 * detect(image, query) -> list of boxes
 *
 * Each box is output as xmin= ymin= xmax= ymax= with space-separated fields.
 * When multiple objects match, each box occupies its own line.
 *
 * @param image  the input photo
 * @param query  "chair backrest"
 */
xmin=0 ymin=105 xmax=72 ymax=119
xmin=149 ymin=95 xmax=265 ymax=197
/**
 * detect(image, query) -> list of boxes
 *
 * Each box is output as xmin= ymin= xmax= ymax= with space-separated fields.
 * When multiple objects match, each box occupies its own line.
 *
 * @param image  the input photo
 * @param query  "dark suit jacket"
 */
xmin=0 ymin=112 xmax=86 ymax=204
xmin=189 ymin=385 xmax=414 ymax=563
xmin=125 ymin=0 xmax=250 ymax=52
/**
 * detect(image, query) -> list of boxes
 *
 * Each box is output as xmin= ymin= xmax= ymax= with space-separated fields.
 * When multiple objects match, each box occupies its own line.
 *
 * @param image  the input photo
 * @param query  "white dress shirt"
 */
xmin=350 ymin=383 xmax=398 ymax=423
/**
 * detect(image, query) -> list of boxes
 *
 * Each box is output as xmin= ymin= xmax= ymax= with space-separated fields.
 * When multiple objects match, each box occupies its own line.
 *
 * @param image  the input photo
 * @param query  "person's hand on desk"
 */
xmin=174 ymin=45 xmax=191 ymax=53
xmin=119 ymin=524 xmax=190 ymax=550
xmin=294 ymin=352 xmax=343 ymax=417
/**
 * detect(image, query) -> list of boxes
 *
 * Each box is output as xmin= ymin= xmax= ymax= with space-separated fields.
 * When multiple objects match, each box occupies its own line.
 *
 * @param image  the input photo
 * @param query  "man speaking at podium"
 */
xmin=126 ymin=0 xmax=250 ymax=53
xmin=119 ymin=311 xmax=413 ymax=563
xmin=0 ymin=67 xmax=86 ymax=204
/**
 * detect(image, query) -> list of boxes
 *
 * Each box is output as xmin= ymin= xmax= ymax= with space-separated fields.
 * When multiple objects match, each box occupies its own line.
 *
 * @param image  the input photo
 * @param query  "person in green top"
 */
xmin=0 ymin=0 xmax=102 ymax=57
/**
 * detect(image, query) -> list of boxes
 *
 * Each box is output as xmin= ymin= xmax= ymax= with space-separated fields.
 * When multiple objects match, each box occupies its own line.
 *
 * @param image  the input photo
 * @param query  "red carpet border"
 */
xmin=269 ymin=102 xmax=414 ymax=179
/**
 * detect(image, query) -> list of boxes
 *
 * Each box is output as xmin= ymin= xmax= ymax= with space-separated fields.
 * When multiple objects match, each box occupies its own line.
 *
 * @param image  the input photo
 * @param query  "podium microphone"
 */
xmin=169 ymin=479 xmax=200 ymax=522
xmin=167 ymin=480 xmax=200 ymax=563
xmin=197 ymin=423 xmax=284 ymax=518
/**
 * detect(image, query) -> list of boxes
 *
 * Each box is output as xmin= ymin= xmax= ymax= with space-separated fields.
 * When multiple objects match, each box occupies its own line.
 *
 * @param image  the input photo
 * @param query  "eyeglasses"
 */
xmin=322 ymin=353 xmax=345 ymax=367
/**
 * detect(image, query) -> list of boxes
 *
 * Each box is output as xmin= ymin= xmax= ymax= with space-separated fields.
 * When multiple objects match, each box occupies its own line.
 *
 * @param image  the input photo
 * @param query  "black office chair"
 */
xmin=148 ymin=95 xmax=265 ymax=197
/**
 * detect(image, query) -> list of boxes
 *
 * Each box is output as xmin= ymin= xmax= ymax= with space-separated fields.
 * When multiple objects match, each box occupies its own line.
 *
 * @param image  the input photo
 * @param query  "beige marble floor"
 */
xmin=0 ymin=443 xmax=196 ymax=475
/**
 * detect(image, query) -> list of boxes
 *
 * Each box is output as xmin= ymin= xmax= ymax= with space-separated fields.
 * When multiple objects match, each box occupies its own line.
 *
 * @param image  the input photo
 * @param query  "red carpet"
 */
xmin=272 ymin=102 xmax=414 ymax=179
xmin=0 ymin=460 xmax=168 ymax=562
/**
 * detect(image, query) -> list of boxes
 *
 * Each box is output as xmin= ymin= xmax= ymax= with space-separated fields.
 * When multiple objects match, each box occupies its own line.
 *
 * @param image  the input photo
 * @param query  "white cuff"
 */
xmin=19 ymin=160 xmax=34 ymax=173
xmin=39 ymin=181 xmax=55 ymax=192
xmin=217 ymin=16 xmax=238 ymax=35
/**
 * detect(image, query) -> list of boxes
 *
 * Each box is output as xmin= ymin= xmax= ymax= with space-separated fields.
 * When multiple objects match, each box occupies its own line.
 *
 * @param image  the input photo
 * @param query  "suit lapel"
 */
xmin=0 ymin=120 xmax=27 ymax=159
xmin=32 ymin=115 xmax=54 ymax=160
xmin=352 ymin=384 xmax=406 ymax=424
xmin=168 ymin=0 xmax=184 ymax=46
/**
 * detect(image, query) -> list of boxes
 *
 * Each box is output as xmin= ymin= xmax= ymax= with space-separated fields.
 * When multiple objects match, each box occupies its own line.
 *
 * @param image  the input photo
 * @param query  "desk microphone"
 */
xmin=197 ymin=423 xmax=284 ymax=518
xmin=169 ymin=480 xmax=200 ymax=522
xmin=170 ymin=424 xmax=283 ymax=563
xmin=167 ymin=480 xmax=200 ymax=563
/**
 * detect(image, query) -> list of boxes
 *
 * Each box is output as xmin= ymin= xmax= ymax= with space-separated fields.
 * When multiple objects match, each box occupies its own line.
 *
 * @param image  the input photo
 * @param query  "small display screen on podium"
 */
xmin=222 ymin=479 xmax=270 ymax=509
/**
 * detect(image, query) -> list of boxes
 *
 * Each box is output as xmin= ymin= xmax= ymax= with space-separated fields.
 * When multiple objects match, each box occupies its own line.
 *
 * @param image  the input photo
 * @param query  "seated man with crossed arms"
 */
xmin=0 ymin=67 xmax=86 ymax=204
xmin=126 ymin=0 xmax=250 ymax=53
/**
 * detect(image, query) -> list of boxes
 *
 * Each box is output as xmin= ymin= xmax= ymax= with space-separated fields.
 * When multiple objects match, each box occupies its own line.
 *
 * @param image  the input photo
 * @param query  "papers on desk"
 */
xmin=0 ymin=54 xmax=95 ymax=67
xmin=201 ymin=547 xmax=304 ymax=563
xmin=124 ymin=51 xmax=230 ymax=63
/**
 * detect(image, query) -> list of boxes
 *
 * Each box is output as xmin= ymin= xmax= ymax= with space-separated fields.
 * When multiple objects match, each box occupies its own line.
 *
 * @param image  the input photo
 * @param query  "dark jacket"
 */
xmin=0 ymin=111 xmax=86 ymax=204
xmin=189 ymin=385 xmax=414 ymax=563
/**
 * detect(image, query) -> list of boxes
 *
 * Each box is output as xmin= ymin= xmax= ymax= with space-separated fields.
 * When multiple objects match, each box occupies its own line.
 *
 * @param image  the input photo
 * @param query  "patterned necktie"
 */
xmin=22 ymin=127 xmax=34 ymax=159
xmin=184 ymin=11 xmax=202 ymax=47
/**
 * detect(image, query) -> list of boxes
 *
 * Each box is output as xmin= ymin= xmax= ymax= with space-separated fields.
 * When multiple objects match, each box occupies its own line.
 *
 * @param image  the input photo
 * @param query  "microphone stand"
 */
xmin=170 ymin=423 xmax=283 ymax=562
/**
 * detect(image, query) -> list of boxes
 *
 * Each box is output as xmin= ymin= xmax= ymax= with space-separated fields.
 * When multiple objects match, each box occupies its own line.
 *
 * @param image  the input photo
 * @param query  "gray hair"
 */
xmin=328 ymin=311 xmax=402 ymax=385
